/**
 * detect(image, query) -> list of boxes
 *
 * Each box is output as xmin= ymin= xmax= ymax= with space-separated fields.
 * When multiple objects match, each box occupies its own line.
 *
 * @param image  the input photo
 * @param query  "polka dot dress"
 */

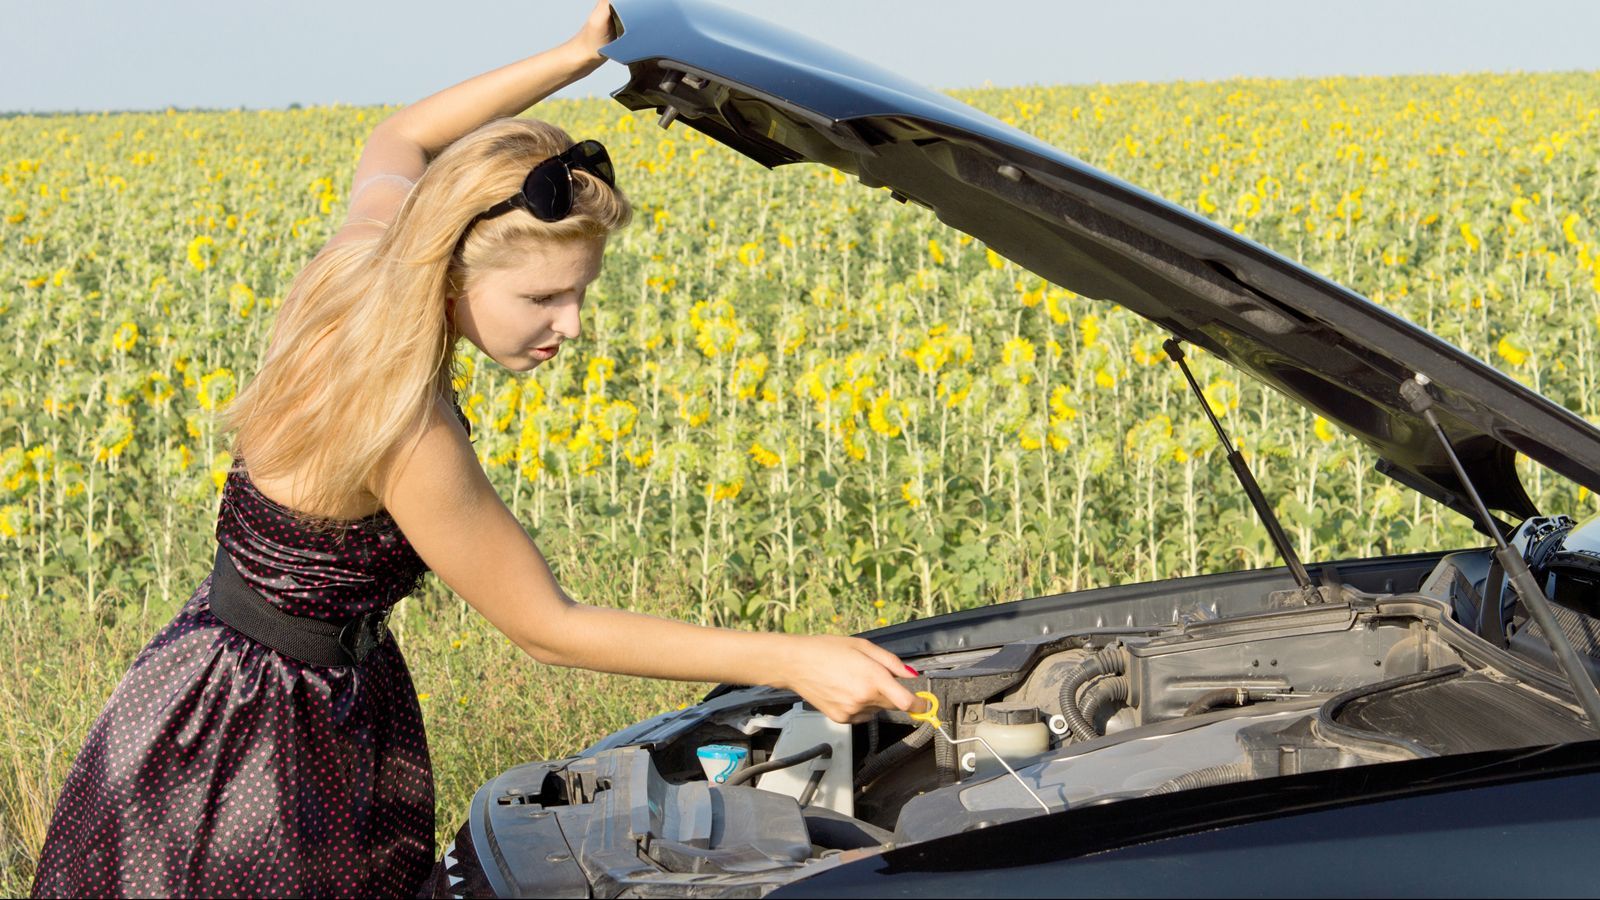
xmin=30 ymin=403 xmax=471 ymax=899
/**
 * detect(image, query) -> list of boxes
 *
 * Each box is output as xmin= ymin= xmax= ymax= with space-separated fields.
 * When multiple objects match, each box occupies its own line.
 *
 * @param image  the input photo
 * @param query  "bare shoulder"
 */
xmin=380 ymin=392 xmax=570 ymax=652
xmin=378 ymin=392 xmax=500 ymax=580
xmin=375 ymin=392 xmax=479 ymax=514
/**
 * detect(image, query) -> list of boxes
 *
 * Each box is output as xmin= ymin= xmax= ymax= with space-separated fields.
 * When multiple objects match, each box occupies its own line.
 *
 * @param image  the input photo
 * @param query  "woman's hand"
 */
xmin=559 ymin=0 xmax=617 ymax=77
xmin=771 ymin=634 xmax=929 ymax=725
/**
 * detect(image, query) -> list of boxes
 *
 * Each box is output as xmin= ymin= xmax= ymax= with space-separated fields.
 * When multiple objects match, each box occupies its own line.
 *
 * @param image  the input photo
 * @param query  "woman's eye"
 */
xmin=525 ymin=295 xmax=552 ymax=304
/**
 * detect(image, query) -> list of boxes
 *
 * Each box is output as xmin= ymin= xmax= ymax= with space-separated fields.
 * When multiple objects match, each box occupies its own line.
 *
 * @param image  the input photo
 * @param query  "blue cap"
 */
xmin=696 ymin=744 xmax=751 ymax=784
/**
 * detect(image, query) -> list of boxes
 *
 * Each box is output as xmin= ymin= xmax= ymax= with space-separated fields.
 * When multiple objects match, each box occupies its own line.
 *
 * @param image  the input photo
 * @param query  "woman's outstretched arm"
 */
xmin=384 ymin=396 xmax=924 ymax=726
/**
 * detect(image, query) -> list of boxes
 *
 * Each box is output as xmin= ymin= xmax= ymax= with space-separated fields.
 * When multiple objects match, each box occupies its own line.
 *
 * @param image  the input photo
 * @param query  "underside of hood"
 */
xmin=601 ymin=0 xmax=1600 ymax=522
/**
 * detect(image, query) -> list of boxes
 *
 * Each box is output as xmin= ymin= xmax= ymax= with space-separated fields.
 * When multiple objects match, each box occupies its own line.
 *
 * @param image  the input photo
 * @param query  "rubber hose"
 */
xmin=1183 ymin=687 xmax=1251 ymax=717
xmin=860 ymin=708 xmax=921 ymax=726
xmin=1142 ymin=762 xmax=1252 ymax=796
xmin=798 ymin=765 xmax=827 ymax=807
xmin=1078 ymin=675 xmax=1130 ymax=731
xmin=1059 ymin=646 xmax=1128 ymax=742
xmin=855 ymin=721 xmax=934 ymax=791
xmin=934 ymin=718 xmax=957 ymax=782
xmin=725 ymin=742 xmax=832 ymax=787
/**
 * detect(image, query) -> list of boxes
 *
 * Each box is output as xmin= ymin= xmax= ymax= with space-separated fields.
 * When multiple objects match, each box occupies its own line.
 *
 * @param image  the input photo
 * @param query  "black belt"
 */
xmin=207 ymin=544 xmax=391 ymax=667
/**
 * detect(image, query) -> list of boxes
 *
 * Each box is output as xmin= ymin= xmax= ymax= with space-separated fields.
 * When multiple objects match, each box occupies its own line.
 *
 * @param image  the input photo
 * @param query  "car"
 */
xmin=424 ymin=1 xmax=1600 ymax=896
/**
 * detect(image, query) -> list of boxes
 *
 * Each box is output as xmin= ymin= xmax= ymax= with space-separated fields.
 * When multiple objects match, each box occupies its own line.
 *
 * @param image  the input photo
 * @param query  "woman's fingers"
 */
xmin=905 ymin=692 xmax=932 ymax=716
xmin=872 ymin=663 xmax=921 ymax=711
xmin=569 ymin=0 xmax=616 ymax=57
xmin=856 ymin=637 xmax=918 ymax=678
xmin=846 ymin=637 xmax=928 ymax=712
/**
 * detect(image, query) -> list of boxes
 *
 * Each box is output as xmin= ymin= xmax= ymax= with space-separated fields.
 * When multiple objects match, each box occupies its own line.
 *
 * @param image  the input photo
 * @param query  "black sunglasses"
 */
xmin=455 ymin=140 xmax=617 ymax=249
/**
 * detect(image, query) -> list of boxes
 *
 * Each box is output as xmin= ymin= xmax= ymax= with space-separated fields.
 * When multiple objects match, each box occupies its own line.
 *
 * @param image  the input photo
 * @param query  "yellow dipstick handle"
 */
xmin=908 ymin=690 xmax=1050 ymax=813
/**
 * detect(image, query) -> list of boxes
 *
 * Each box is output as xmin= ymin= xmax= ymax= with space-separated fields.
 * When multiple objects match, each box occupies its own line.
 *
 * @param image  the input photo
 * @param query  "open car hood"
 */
xmin=602 ymin=0 xmax=1600 ymax=522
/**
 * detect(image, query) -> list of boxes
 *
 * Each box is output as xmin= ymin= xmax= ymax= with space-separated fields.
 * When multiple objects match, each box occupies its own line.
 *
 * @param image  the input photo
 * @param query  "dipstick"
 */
xmin=909 ymin=691 xmax=1051 ymax=813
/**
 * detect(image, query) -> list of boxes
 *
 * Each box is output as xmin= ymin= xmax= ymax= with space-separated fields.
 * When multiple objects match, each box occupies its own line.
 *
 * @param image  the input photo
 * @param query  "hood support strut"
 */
xmin=1165 ymin=339 xmax=1318 ymax=603
xmin=1402 ymin=374 xmax=1600 ymax=733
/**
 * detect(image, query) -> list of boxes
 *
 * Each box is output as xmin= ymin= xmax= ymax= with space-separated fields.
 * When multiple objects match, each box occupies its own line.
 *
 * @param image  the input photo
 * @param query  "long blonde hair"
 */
xmin=220 ymin=117 xmax=631 ymax=533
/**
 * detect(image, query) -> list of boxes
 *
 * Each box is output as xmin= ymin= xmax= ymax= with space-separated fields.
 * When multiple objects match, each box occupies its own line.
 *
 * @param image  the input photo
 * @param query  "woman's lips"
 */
xmin=531 ymin=345 xmax=559 ymax=361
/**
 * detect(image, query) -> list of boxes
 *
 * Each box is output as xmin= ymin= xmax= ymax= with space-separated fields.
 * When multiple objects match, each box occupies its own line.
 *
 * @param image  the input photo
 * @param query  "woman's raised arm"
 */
xmin=326 ymin=0 xmax=616 ymax=249
xmin=379 ymin=0 xmax=614 ymax=159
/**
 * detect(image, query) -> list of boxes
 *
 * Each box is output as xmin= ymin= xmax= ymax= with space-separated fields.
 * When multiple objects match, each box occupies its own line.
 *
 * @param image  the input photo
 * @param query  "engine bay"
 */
xmin=436 ymin=515 xmax=1600 ymax=897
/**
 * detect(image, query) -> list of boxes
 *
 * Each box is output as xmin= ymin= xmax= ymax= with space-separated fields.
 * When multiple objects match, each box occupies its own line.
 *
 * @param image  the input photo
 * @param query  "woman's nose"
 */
xmin=554 ymin=299 xmax=582 ymax=341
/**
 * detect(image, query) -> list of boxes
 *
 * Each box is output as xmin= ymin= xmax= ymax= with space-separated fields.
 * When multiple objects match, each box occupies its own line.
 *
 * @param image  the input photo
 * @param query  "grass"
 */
xmin=0 ymin=528 xmax=913 ymax=895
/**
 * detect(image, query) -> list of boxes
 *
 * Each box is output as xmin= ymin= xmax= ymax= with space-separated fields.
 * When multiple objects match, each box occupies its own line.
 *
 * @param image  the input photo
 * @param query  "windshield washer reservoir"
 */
xmin=750 ymin=704 xmax=853 ymax=816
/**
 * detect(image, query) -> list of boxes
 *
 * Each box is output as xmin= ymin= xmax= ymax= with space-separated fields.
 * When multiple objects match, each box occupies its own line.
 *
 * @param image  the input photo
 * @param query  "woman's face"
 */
xmin=448 ymin=236 xmax=606 ymax=373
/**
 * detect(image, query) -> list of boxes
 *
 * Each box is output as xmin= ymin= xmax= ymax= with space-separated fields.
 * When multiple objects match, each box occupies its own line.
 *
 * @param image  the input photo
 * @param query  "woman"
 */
xmin=30 ymin=3 xmax=922 ymax=897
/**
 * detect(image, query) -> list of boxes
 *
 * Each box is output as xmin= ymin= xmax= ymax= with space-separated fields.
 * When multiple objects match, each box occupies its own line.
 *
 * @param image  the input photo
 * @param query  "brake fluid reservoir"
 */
xmin=971 ymin=704 xmax=1048 ymax=781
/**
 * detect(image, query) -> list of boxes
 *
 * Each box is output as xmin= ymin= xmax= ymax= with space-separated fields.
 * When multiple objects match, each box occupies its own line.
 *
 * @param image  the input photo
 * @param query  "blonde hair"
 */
xmin=220 ymin=117 xmax=632 ymax=534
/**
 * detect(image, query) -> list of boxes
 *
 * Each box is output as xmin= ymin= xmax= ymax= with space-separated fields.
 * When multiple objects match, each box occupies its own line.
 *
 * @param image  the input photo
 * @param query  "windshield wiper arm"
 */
xmin=1164 ymin=339 xmax=1317 ymax=603
xmin=1401 ymin=373 xmax=1600 ymax=734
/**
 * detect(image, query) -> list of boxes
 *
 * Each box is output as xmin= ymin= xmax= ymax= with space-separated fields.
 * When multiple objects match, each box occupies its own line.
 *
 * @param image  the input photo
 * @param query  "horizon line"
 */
xmin=6 ymin=67 xmax=1597 ymax=119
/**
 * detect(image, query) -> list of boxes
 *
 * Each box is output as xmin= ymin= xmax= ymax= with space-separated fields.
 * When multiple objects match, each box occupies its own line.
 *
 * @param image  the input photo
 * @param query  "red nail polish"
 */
xmin=904 ymin=664 xmax=920 ymax=676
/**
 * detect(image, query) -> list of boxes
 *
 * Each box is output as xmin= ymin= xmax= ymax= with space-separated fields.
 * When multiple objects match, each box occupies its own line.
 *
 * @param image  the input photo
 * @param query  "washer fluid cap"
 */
xmin=983 ymin=703 xmax=1041 ymax=726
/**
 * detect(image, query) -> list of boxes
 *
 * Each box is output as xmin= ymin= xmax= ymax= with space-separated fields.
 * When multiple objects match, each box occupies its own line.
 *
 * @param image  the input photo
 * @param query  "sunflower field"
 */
xmin=3 ymin=73 xmax=1600 ymax=630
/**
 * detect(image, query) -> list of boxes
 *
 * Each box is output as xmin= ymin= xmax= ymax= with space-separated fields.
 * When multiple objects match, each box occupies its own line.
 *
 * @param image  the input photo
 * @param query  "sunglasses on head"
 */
xmin=455 ymin=139 xmax=617 ymax=249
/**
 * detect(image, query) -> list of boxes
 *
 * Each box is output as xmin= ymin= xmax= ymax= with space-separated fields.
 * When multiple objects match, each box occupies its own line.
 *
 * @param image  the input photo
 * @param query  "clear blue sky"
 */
xmin=3 ymin=0 xmax=1597 ymax=114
